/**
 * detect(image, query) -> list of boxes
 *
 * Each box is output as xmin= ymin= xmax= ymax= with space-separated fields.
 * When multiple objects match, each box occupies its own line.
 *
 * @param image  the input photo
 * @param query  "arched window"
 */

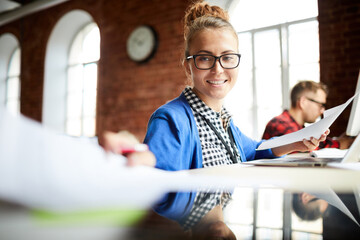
xmin=43 ymin=10 xmax=99 ymax=137
xmin=5 ymin=47 xmax=21 ymax=115
xmin=224 ymin=0 xmax=319 ymax=140
xmin=66 ymin=23 xmax=99 ymax=137
xmin=0 ymin=33 xmax=20 ymax=114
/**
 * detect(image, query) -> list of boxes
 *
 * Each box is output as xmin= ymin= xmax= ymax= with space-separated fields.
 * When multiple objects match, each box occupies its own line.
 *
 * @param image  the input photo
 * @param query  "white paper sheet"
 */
xmin=310 ymin=188 xmax=360 ymax=226
xmin=310 ymin=148 xmax=348 ymax=158
xmin=257 ymin=93 xmax=358 ymax=150
xmin=0 ymin=107 xmax=207 ymax=212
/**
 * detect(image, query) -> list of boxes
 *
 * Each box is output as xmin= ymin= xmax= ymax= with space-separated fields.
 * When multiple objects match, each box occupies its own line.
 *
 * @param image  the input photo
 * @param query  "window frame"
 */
xmin=231 ymin=17 xmax=319 ymax=139
xmin=0 ymin=33 xmax=19 ymax=110
xmin=43 ymin=10 xmax=97 ymax=135
xmin=5 ymin=47 xmax=21 ymax=115
xmin=65 ymin=22 xmax=99 ymax=137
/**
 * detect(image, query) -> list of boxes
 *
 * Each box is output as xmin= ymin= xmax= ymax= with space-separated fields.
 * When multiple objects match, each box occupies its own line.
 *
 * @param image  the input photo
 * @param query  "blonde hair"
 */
xmin=183 ymin=1 xmax=238 ymax=60
xmin=290 ymin=81 xmax=329 ymax=108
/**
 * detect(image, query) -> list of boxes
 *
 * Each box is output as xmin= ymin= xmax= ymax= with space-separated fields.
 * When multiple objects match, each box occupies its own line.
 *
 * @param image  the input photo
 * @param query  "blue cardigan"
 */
xmin=144 ymin=92 xmax=276 ymax=224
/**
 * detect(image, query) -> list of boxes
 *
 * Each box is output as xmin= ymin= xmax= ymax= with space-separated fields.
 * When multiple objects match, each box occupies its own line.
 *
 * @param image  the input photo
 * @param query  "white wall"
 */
xmin=0 ymin=33 xmax=18 ymax=105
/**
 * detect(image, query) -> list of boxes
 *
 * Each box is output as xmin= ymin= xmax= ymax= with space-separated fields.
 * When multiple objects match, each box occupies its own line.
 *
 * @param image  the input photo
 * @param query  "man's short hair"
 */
xmin=292 ymin=193 xmax=323 ymax=221
xmin=290 ymin=80 xmax=329 ymax=108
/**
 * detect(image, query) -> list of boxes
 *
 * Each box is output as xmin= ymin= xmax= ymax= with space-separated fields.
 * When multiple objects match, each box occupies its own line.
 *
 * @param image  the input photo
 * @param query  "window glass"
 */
xmin=82 ymin=26 xmax=100 ymax=63
xmin=8 ymin=48 xmax=20 ymax=76
xmin=254 ymin=30 xmax=281 ymax=67
xmin=225 ymin=33 xmax=253 ymax=136
xmin=226 ymin=1 xmax=322 ymax=237
xmin=228 ymin=2 xmax=319 ymax=140
xmin=83 ymin=117 xmax=96 ymax=137
xmin=254 ymin=30 xmax=283 ymax=137
xmin=231 ymin=0 xmax=318 ymax=31
xmin=66 ymin=93 xmax=82 ymax=119
xmin=6 ymin=48 xmax=21 ymax=115
xmin=66 ymin=23 xmax=99 ymax=137
xmin=66 ymin=118 xmax=82 ymax=137
xmin=69 ymin=33 xmax=82 ymax=66
xmin=289 ymin=21 xmax=319 ymax=64
xmin=83 ymin=63 xmax=97 ymax=117
xmin=224 ymin=188 xmax=254 ymax=225
xmin=257 ymin=189 xmax=284 ymax=228
xmin=6 ymin=77 xmax=20 ymax=99
xmin=67 ymin=65 xmax=83 ymax=93
xmin=289 ymin=21 xmax=320 ymax=88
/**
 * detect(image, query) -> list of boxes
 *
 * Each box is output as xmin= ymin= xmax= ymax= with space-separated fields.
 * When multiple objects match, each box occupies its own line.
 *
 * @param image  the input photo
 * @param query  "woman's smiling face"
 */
xmin=186 ymin=28 xmax=239 ymax=111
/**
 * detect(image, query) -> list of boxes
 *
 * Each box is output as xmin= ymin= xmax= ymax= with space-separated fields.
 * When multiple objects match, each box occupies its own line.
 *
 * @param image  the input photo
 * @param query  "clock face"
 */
xmin=126 ymin=25 xmax=157 ymax=62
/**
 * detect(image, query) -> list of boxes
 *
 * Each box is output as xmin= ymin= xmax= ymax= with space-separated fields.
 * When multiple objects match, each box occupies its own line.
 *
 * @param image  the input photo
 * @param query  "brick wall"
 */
xmin=95 ymin=0 xmax=190 ymax=141
xmin=318 ymin=0 xmax=360 ymax=136
xmin=0 ymin=0 xmax=190 ymax=141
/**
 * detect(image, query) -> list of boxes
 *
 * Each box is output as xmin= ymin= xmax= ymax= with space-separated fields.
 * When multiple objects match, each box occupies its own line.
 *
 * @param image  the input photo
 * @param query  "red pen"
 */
xmin=119 ymin=144 xmax=149 ymax=154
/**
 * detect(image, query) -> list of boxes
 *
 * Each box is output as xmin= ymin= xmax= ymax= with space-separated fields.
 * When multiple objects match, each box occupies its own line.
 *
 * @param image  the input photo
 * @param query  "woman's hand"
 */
xmin=102 ymin=131 xmax=156 ymax=167
xmin=126 ymin=151 xmax=156 ymax=167
xmin=272 ymin=129 xmax=330 ymax=156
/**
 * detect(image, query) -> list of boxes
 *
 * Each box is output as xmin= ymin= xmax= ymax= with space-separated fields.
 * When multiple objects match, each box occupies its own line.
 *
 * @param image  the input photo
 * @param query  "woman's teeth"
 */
xmin=207 ymin=80 xmax=226 ymax=85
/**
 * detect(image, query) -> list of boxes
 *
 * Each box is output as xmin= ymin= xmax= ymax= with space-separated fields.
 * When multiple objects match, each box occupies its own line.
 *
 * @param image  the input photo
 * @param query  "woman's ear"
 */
xmin=184 ymin=60 xmax=192 ymax=80
xmin=184 ymin=60 xmax=191 ymax=74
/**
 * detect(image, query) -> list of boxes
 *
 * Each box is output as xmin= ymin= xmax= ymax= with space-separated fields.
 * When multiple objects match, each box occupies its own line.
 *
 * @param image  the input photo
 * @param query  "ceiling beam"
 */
xmin=0 ymin=0 xmax=70 ymax=27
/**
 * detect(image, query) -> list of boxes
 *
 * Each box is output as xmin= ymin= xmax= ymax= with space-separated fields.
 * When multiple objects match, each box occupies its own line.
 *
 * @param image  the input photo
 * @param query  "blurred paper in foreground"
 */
xmin=0 ymin=107 xmax=185 ymax=212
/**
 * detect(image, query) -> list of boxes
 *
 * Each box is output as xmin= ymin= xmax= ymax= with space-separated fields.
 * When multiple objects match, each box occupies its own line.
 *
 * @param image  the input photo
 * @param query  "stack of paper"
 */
xmin=310 ymin=148 xmax=348 ymax=158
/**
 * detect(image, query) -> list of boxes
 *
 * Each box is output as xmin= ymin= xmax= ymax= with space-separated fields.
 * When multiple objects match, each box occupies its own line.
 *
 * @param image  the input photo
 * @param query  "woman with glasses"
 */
xmin=141 ymin=0 xmax=329 ymax=237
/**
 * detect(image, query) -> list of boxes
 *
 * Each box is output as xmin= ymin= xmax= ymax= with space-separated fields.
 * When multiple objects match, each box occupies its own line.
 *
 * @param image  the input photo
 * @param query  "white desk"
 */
xmin=186 ymin=162 xmax=360 ymax=193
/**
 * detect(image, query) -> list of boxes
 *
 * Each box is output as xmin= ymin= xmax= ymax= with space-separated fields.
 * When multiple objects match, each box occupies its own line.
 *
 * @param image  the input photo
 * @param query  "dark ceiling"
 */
xmin=0 ymin=0 xmax=38 ymax=16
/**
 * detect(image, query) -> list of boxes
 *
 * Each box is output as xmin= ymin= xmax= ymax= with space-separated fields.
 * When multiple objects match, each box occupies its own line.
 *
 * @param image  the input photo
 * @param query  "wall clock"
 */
xmin=126 ymin=25 xmax=158 ymax=63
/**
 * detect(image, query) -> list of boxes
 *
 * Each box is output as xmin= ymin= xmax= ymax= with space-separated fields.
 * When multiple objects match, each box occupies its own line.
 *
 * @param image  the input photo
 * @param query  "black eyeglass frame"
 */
xmin=186 ymin=53 xmax=241 ymax=70
xmin=306 ymin=97 xmax=326 ymax=109
xmin=308 ymin=197 xmax=320 ymax=203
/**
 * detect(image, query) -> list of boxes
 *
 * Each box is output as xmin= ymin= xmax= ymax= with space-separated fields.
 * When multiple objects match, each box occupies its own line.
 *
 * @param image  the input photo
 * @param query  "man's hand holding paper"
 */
xmin=258 ymin=93 xmax=358 ymax=151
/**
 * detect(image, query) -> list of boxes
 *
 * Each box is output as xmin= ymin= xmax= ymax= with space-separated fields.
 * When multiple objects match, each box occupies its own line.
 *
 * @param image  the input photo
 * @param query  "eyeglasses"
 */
xmin=186 ymin=54 xmax=241 ymax=70
xmin=308 ymin=197 xmax=320 ymax=203
xmin=306 ymin=97 xmax=326 ymax=109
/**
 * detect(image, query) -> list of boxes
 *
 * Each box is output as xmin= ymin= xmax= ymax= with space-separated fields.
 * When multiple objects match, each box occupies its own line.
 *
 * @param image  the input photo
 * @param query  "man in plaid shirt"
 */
xmin=262 ymin=81 xmax=353 ymax=149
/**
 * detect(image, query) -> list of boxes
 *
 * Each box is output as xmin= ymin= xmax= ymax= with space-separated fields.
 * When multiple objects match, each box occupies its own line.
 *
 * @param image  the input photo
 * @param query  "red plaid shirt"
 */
xmin=262 ymin=110 xmax=340 ymax=149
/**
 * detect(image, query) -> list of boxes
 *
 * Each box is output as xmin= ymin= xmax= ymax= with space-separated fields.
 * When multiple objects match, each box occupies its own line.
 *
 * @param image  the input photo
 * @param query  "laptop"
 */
xmin=242 ymin=134 xmax=360 ymax=167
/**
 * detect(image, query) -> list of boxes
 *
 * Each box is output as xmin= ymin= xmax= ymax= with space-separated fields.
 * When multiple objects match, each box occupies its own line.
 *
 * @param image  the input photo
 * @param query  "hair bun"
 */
xmin=184 ymin=1 xmax=229 ymax=28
